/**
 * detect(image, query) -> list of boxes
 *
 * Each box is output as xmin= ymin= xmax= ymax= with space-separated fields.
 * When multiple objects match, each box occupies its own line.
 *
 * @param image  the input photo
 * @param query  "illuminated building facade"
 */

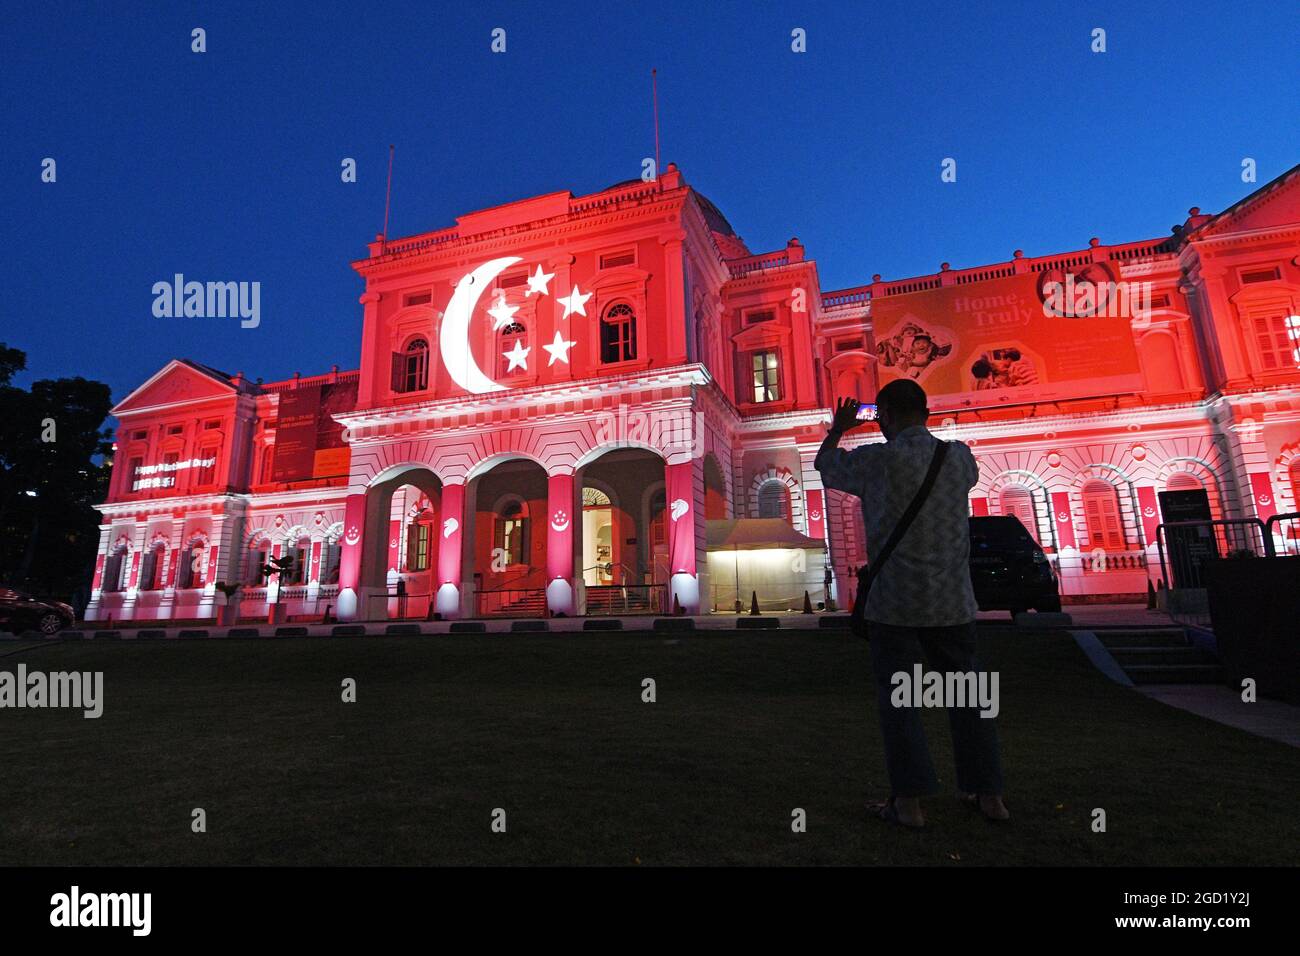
xmin=87 ymin=162 xmax=1300 ymax=622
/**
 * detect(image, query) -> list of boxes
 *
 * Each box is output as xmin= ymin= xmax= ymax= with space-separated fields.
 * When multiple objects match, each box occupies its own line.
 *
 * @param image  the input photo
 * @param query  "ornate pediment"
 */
xmin=1194 ymin=165 xmax=1300 ymax=239
xmin=112 ymin=360 xmax=237 ymax=415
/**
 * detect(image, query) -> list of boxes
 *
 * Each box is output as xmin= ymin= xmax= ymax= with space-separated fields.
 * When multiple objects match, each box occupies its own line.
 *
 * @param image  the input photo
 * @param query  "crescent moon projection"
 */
xmin=440 ymin=256 xmax=522 ymax=394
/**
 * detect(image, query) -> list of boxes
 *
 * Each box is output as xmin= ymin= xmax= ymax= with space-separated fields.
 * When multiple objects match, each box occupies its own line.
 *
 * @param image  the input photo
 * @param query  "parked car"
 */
xmin=0 ymin=587 xmax=76 ymax=635
xmin=968 ymin=516 xmax=1062 ymax=616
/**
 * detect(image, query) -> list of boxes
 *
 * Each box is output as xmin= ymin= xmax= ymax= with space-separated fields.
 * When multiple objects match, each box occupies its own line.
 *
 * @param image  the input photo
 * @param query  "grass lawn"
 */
xmin=1 ymin=627 xmax=1296 ymax=866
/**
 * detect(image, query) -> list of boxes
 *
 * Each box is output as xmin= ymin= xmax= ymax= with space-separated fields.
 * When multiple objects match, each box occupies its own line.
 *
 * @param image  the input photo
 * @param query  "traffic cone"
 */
xmin=1146 ymin=579 xmax=1156 ymax=609
xmin=803 ymin=590 xmax=814 ymax=614
xmin=750 ymin=591 xmax=761 ymax=615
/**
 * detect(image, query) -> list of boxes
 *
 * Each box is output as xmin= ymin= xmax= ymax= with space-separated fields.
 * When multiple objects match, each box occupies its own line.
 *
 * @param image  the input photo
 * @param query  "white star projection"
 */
xmin=525 ymin=265 xmax=554 ymax=297
xmin=487 ymin=293 xmax=520 ymax=331
xmin=503 ymin=339 xmax=531 ymax=372
xmin=557 ymin=285 xmax=592 ymax=319
xmin=437 ymin=256 xmax=583 ymax=394
xmin=542 ymin=330 xmax=575 ymax=366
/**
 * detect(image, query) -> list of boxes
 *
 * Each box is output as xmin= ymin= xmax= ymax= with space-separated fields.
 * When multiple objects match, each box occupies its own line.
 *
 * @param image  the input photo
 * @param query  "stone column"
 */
xmin=435 ymin=482 xmax=466 ymax=618
xmin=545 ymin=472 xmax=576 ymax=615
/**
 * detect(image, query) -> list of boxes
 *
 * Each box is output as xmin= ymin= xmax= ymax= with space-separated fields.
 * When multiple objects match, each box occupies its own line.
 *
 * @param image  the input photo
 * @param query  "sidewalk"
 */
xmin=1138 ymin=683 xmax=1300 ymax=748
xmin=979 ymin=602 xmax=1180 ymax=629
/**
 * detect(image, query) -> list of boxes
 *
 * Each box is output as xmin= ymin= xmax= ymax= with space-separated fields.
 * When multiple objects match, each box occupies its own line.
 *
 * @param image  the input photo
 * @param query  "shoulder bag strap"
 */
xmin=862 ymin=440 xmax=950 ymax=592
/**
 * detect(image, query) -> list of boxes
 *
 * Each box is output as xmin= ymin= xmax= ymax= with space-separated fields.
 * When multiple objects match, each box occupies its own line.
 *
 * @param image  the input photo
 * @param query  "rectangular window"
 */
xmin=167 ymin=425 xmax=183 ymax=436
xmin=746 ymin=310 xmax=775 ymax=326
xmin=196 ymin=452 xmax=217 ymax=486
xmin=248 ymin=549 xmax=268 ymax=585
xmin=404 ymin=291 xmax=432 ymax=306
xmin=322 ymin=543 xmax=341 ymax=585
xmin=751 ymin=351 xmax=780 ymax=403
xmin=204 ymin=419 xmax=221 ymax=430
xmin=600 ymin=307 xmax=637 ymax=364
xmin=127 ymin=457 xmax=144 ymax=492
xmin=131 ymin=430 xmax=147 ymax=441
xmin=1253 ymin=311 xmax=1300 ymax=372
xmin=414 ymin=524 xmax=430 ymax=572
xmin=497 ymin=273 xmax=528 ymax=290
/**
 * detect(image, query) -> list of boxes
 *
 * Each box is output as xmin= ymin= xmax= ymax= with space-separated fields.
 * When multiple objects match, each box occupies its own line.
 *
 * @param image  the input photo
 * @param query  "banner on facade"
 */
xmin=272 ymin=380 xmax=358 ymax=482
xmin=870 ymin=266 xmax=1145 ymax=411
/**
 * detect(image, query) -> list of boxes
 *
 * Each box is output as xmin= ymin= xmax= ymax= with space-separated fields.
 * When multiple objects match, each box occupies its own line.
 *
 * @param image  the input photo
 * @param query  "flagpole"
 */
xmin=381 ymin=144 xmax=395 ymax=253
xmin=651 ymin=69 xmax=661 ymax=186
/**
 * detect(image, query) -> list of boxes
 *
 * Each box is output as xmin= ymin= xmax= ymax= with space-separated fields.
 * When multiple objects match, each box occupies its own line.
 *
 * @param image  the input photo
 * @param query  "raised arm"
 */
xmin=815 ymin=397 xmax=869 ymax=492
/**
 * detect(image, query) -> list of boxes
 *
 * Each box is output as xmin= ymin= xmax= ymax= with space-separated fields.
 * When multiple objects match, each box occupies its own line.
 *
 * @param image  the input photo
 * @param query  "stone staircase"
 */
xmin=1095 ymin=628 xmax=1222 ymax=685
xmin=490 ymin=590 xmax=547 ymax=618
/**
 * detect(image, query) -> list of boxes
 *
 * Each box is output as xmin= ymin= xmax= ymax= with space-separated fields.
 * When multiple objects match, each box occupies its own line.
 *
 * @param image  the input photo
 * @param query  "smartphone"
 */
xmin=855 ymin=402 xmax=879 ymax=422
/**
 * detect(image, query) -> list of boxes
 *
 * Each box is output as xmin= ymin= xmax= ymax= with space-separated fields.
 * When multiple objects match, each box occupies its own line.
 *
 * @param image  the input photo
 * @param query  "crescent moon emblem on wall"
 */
xmin=439 ymin=256 xmax=522 ymax=394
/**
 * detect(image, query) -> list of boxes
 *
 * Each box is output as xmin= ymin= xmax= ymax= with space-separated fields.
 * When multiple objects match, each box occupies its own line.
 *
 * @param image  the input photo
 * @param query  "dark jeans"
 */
xmin=868 ymin=620 xmax=1004 ymax=799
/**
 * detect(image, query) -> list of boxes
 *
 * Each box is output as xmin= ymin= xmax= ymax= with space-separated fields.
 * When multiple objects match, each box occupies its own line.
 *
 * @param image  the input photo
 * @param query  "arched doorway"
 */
xmin=360 ymin=466 xmax=443 ymax=620
xmin=466 ymin=457 xmax=549 ymax=616
xmin=578 ymin=447 xmax=668 ymax=614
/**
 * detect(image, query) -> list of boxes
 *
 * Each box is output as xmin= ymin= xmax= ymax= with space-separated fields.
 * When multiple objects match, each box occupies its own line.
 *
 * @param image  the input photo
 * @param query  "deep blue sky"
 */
xmin=2 ymin=1 xmax=1296 ymax=405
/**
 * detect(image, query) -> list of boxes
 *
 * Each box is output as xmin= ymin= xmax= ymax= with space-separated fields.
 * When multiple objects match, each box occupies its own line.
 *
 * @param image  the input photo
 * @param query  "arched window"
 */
xmin=1166 ymin=471 xmax=1203 ymax=492
xmin=406 ymin=513 xmax=434 ymax=572
xmin=498 ymin=321 xmax=528 ymax=378
xmin=177 ymin=541 xmax=206 ymax=589
xmin=394 ymin=338 xmax=429 ymax=393
xmin=649 ymin=489 xmax=667 ymax=553
xmin=494 ymin=501 xmax=529 ymax=567
xmin=1081 ymin=480 xmax=1127 ymax=551
xmin=1290 ymin=459 xmax=1300 ymax=507
xmin=289 ymin=536 xmax=311 ymax=585
xmin=600 ymin=303 xmax=637 ymax=364
xmin=260 ymin=445 xmax=276 ymax=484
xmin=247 ymin=540 xmax=270 ymax=586
xmin=757 ymin=480 xmax=791 ymax=520
xmin=999 ymin=485 xmax=1037 ymax=536
xmin=140 ymin=542 xmax=167 ymax=591
xmin=102 ymin=546 xmax=128 ymax=593
xmin=322 ymin=540 xmax=342 ymax=585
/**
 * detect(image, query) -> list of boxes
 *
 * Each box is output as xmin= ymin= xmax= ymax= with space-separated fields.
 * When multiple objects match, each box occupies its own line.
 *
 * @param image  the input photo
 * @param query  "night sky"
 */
xmin=2 ymin=0 xmax=1295 ymax=405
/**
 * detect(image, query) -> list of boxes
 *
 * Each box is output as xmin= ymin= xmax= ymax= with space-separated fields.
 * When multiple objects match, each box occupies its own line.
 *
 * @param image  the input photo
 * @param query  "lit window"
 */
xmin=494 ymin=502 xmax=528 ymax=567
xmin=395 ymin=338 xmax=429 ymax=392
xmin=409 ymin=522 xmax=431 ymax=572
xmin=751 ymin=351 xmax=780 ymax=403
xmin=1081 ymin=480 xmax=1127 ymax=551
xmin=600 ymin=304 xmax=637 ymax=364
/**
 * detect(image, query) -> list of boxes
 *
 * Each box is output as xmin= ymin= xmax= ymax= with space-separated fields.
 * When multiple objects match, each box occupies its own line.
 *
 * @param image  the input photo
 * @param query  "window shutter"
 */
xmin=391 ymin=351 xmax=405 ymax=392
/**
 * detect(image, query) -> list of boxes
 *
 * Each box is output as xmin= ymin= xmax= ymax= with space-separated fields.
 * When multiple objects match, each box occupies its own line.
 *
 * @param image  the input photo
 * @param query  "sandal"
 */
xmin=869 ymin=797 xmax=925 ymax=830
xmin=958 ymin=791 xmax=1011 ymax=823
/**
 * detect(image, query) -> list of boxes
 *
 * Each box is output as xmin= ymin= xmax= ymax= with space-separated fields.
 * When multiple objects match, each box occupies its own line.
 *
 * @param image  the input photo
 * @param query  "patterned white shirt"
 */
xmin=817 ymin=425 xmax=979 ymax=627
